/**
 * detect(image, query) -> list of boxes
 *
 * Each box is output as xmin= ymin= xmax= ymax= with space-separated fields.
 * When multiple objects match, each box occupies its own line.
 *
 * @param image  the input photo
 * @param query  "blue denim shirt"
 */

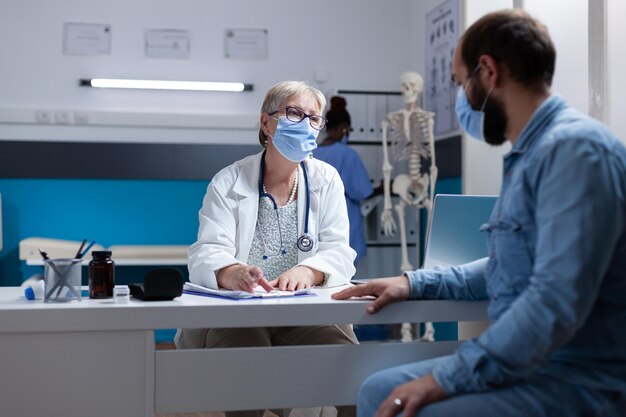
xmin=406 ymin=95 xmax=626 ymax=395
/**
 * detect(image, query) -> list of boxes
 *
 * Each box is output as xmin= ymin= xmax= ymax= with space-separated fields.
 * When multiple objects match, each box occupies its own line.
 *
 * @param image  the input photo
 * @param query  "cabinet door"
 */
xmin=343 ymin=93 xmax=367 ymax=141
xmin=366 ymin=95 xmax=379 ymax=142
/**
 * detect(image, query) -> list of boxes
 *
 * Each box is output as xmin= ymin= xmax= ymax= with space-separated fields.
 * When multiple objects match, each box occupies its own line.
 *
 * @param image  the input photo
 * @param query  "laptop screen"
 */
xmin=422 ymin=194 xmax=497 ymax=269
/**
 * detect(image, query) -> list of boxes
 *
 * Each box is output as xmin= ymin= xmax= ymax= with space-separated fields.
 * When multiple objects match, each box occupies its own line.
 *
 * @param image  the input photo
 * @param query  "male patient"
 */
xmin=333 ymin=9 xmax=626 ymax=417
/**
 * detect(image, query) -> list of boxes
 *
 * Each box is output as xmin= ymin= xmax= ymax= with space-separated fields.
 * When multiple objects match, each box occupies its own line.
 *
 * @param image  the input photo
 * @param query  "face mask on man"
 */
xmin=455 ymin=65 xmax=507 ymax=145
xmin=455 ymin=65 xmax=492 ymax=141
xmin=270 ymin=117 xmax=319 ymax=162
xmin=455 ymin=87 xmax=487 ymax=141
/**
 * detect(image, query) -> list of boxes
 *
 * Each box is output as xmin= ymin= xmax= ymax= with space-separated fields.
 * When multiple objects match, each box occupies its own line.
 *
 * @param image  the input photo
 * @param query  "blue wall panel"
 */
xmin=0 ymin=179 xmax=208 ymax=285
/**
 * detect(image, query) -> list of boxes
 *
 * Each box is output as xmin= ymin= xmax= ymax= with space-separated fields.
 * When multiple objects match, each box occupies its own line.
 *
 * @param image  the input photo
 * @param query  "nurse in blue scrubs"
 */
xmin=314 ymin=96 xmax=373 ymax=265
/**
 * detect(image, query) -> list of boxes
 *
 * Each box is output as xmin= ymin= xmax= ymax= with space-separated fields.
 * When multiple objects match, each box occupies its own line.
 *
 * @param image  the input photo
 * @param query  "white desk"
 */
xmin=0 ymin=286 xmax=488 ymax=417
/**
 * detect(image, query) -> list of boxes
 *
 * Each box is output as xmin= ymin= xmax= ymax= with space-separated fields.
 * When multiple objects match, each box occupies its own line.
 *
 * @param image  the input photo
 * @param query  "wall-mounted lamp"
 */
xmin=79 ymin=78 xmax=253 ymax=92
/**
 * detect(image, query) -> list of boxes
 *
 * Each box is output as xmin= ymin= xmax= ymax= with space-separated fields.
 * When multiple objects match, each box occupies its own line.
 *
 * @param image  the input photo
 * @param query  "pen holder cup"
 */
xmin=44 ymin=258 xmax=82 ymax=303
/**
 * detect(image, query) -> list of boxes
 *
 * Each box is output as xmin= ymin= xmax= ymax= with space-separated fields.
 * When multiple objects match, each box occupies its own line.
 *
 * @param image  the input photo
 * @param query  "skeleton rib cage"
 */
xmin=388 ymin=110 xmax=435 ymax=163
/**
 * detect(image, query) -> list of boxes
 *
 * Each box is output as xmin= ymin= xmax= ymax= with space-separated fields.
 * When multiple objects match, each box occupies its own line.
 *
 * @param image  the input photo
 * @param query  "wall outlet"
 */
xmin=55 ymin=111 xmax=71 ymax=124
xmin=35 ymin=110 xmax=52 ymax=124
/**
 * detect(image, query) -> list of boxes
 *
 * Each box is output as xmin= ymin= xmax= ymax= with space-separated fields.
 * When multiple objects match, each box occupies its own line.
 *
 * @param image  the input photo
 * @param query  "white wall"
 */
xmin=524 ymin=0 xmax=589 ymax=114
xmin=0 ymin=0 xmax=413 ymax=144
xmin=2 ymin=1 xmax=617 ymax=154
xmin=607 ymin=0 xmax=626 ymax=144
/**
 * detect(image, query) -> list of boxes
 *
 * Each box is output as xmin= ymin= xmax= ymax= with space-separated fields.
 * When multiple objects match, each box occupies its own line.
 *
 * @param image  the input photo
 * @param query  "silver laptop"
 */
xmin=422 ymin=194 xmax=497 ymax=269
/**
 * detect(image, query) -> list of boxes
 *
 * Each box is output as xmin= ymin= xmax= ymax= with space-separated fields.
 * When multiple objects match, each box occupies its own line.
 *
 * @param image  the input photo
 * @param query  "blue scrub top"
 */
xmin=313 ymin=142 xmax=373 ymax=263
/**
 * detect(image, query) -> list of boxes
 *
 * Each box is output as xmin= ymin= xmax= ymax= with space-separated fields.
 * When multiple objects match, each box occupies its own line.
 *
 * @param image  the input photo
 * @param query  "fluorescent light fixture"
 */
xmin=80 ymin=78 xmax=253 ymax=92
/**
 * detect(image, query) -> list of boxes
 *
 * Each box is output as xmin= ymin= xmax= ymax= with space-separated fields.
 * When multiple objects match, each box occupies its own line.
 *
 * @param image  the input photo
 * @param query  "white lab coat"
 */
xmin=188 ymin=151 xmax=356 ymax=289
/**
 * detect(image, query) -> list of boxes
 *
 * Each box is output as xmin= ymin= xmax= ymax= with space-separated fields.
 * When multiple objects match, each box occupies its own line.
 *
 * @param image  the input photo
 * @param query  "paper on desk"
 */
xmin=183 ymin=282 xmax=315 ymax=300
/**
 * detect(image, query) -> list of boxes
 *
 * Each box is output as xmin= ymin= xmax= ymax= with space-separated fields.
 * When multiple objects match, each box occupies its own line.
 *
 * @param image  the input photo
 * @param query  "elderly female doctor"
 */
xmin=177 ymin=81 xmax=357 ymax=417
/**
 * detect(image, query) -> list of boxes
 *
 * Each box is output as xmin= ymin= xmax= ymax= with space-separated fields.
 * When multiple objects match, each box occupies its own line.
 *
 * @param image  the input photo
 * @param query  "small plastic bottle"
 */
xmin=89 ymin=251 xmax=115 ymax=299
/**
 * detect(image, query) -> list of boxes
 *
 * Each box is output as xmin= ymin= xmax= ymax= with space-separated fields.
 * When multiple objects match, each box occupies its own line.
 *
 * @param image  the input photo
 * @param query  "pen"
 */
xmin=39 ymin=248 xmax=62 ymax=276
xmin=38 ymin=248 xmax=49 ymax=260
xmin=38 ymin=248 xmax=66 ymax=298
xmin=78 ymin=240 xmax=97 ymax=259
xmin=73 ymin=239 xmax=88 ymax=259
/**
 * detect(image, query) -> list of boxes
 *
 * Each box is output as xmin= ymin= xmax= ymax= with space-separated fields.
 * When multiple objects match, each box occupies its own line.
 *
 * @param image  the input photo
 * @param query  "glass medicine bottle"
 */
xmin=89 ymin=251 xmax=115 ymax=299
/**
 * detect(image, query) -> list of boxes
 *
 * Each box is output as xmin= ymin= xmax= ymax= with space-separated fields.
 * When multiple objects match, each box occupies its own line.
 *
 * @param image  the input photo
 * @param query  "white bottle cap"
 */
xmin=113 ymin=285 xmax=130 ymax=303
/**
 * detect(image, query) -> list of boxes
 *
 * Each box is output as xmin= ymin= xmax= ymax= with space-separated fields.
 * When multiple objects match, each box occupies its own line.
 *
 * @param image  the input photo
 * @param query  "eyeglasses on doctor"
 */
xmin=269 ymin=106 xmax=328 ymax=130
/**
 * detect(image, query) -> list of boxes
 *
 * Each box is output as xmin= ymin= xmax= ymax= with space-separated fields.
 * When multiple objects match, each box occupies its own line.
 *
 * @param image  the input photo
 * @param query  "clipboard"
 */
xmin=183 ymin=282 xmax=316 ymax=300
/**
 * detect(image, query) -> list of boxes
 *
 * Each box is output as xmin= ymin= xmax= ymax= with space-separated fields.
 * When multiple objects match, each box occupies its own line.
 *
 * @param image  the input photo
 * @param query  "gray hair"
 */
xmin=258 ymin=81 xmax=326 ymax=146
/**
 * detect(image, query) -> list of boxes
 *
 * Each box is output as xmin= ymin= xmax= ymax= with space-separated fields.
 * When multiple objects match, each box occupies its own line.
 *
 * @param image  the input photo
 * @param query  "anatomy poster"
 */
xmin=424 ymin=0 xmax=460 ymax=138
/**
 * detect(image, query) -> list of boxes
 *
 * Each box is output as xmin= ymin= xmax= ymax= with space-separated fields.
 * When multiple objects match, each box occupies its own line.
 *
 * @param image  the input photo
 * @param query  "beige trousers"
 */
xmin=176 ymin=325 xmax=358 ymax=417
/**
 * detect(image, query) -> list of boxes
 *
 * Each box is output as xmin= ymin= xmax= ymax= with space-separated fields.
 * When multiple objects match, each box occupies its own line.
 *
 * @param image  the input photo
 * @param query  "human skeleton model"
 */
xmin=381 ymin=71 xmax=438 ymax=341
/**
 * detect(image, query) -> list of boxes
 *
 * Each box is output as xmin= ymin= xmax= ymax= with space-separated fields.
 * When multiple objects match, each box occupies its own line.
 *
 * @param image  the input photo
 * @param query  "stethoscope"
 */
xmin=258 ymin=152 xmax=314 ymax=259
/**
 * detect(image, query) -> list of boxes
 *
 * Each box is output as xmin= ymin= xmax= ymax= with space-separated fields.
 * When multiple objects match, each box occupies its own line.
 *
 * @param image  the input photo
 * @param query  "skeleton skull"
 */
xmin=400 ymin=71 xmax=424 ymax=104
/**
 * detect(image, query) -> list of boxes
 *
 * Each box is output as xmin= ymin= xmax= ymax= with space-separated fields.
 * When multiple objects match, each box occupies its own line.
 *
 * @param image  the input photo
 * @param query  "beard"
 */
xmin=470 ymin=81 xmax=508 ymax=146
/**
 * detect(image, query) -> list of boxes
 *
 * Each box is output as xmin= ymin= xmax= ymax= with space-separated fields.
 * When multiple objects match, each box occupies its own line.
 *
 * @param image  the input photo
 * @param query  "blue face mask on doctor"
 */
xmin=455 ymin=65 xmax=493 ymax=141
xmin=270 ymin=117 xmax=319 ymax=162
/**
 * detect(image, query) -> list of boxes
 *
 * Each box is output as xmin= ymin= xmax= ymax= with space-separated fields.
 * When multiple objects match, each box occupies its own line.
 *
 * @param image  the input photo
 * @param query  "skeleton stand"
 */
xmin=381 ymin=108 xmax=438 ymax=342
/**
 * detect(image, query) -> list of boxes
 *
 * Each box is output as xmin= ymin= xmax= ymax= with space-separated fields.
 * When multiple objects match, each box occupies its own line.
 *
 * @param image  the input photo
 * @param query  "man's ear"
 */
xmin=478 ymin=54 xmax=500 ymax=88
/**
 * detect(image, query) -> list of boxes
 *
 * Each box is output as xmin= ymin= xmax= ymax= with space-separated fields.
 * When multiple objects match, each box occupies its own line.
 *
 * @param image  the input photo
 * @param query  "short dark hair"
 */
xmin=460 ymin=9 xmax=556 ymax=86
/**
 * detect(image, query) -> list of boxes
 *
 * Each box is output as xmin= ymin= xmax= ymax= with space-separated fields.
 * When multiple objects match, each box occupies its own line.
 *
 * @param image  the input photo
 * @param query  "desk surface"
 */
xmin=0 ymin=285 xmax=490 ymax=416
xmin=0 ymin=286 xmax=489 ymax=333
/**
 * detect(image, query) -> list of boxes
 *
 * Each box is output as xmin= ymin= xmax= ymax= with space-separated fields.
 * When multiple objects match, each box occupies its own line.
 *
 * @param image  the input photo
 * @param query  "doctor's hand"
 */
xmin=272 ymin=266 xmax=323 ymax=291
xmin=375 ymin=374 xmax=446 ymax=417
xmin=331 ymin=276 xmax=410 ymax=314
xmin=216 ymin=264 xmax=273 ymax=293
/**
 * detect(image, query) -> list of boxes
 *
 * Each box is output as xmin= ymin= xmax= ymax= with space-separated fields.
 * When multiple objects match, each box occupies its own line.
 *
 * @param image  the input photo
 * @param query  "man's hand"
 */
xmin=331 ymin=276 xmax=410 ymax=313
xmin=375 ymin=374 xmax=447 ymax=417
xmin=216 ymin=264 xmax=273 ymax=292
xmin=272 ymin=265 xmax=323 ymax=291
